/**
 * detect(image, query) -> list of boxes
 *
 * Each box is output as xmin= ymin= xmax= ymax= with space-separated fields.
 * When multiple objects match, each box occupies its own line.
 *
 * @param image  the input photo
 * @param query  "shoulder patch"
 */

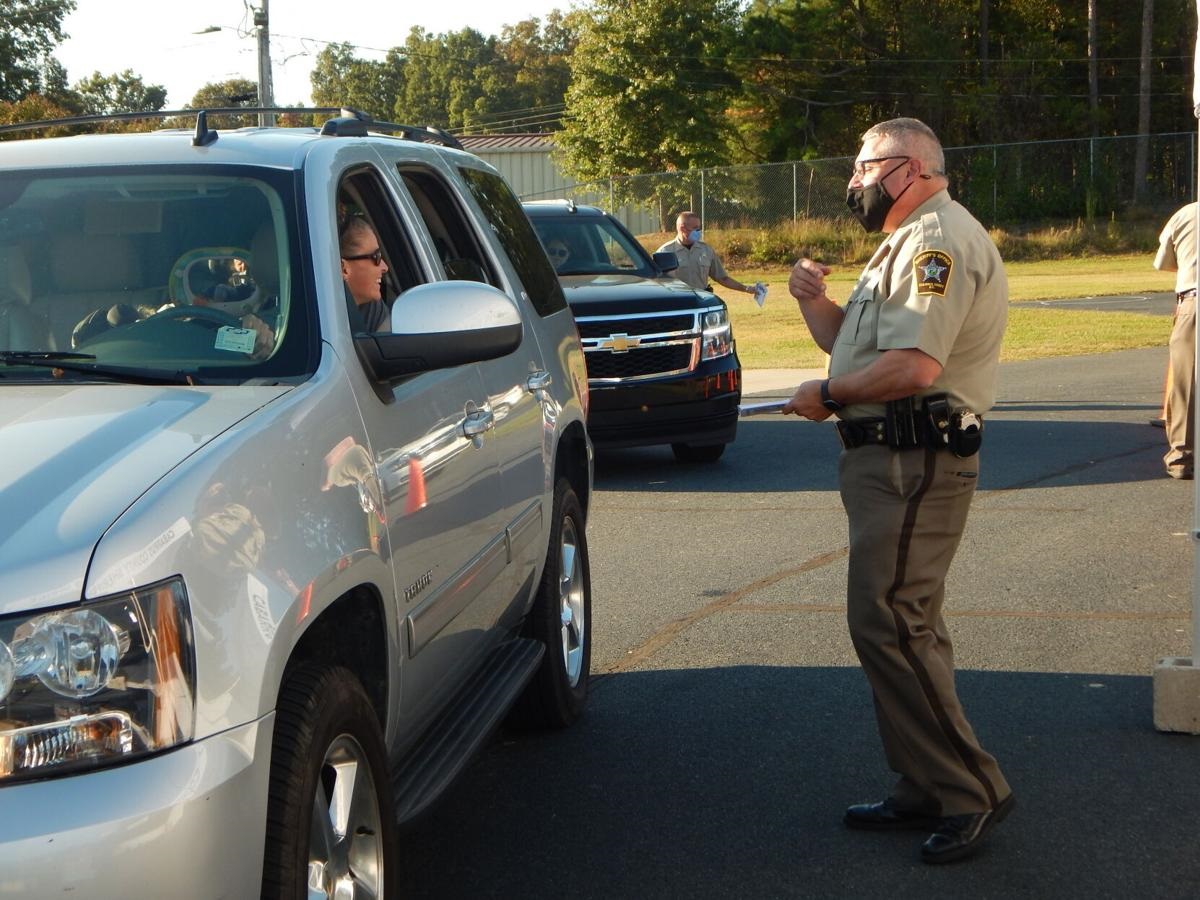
xmin=913 ymin=250 xmax=953 ymax=296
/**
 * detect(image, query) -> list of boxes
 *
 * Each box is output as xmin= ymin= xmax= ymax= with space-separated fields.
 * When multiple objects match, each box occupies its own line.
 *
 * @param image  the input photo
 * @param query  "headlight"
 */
xmin=701 ymin=306 xmax=733 ymax=361
xmin=0 ymin=578 xmax=195 ymax=784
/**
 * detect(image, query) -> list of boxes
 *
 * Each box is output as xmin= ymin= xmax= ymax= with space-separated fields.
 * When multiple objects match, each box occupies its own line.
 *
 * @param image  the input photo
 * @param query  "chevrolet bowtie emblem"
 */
xmin=601 ymin=333 xmax=640 ymax=353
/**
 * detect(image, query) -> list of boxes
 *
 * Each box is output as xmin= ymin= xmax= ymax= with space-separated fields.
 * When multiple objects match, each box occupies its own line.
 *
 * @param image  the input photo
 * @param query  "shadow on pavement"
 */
xmin=595 ymin=417 xmax=1169 ymax=493
xmin=398 ymin=665 xmax=1199 ymax=899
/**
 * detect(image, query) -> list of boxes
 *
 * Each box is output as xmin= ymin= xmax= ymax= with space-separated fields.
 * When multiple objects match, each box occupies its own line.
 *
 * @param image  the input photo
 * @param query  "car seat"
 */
xmin=33 ymin=233 xmax=160 ymax=350
xmin=0 ymin=244 xmax=51 ymax=350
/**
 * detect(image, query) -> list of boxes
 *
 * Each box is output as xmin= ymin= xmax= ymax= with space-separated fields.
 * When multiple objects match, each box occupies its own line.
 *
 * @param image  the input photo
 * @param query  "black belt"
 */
xmin=835 ymin=418 xmax=944 ymax=450
xmin=1178 ymin=288 xmax=1196 ymax=301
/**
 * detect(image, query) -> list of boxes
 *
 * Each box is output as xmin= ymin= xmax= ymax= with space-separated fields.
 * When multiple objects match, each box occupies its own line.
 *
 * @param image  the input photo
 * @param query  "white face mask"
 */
xmin=687 ymin=228 xmax=702 ymax=244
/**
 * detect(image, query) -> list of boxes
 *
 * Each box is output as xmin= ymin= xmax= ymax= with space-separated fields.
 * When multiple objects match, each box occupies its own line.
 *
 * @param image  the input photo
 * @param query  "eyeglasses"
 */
xmin=850 ymin=155 xmax=910 ymax=178
xmin=547 ymin=246 xmax=569 ymax=260
xmin=342 ymin=247 xmax=384 ymax=266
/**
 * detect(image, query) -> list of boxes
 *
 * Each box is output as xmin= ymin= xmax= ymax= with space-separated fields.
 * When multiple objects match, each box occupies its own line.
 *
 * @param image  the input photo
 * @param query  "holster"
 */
xmin=884 ymin=395 xmax=920 ymax=448
xmin=883 ymin=393 xmax=982 ymax=456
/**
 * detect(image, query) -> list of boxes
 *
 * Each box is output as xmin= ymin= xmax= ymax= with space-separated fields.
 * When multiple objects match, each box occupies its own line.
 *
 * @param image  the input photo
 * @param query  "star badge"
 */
xmin=913 ymin=250 xmax=954 ymax=297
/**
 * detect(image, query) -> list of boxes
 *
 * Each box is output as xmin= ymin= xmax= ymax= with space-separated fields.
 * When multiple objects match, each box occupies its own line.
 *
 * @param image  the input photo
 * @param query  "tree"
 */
xmin=306 ymin=15 xmax=576 ymax=134
xmin=1132 ymin=0 xmax=1155 ymax=206
xmin=394 ymin=26 xmax=523 ymax=130
xmin=1087 ymin=0 xmax=1099 ymax=136
xmin=310 ymin=42 xmax=402 ymax=119
xmin=0 ymin=92 xmax=73 ymax=140
xmin=175 ymin=78 xmax=261 ymax=129
xmin=73 ymin=69 xmax=166 ymax=116
xmin=487 ymin=12 xmax=579 ymax=132
xmin=0 ymin=0 xmax=75 ymax=102
xmin=732 ymin=0 xmax=851 ymax=162
xmin=557 ymin=0 xmax=742 ymax=227
xmin=39 ymin=55 xmax=76 ymax=111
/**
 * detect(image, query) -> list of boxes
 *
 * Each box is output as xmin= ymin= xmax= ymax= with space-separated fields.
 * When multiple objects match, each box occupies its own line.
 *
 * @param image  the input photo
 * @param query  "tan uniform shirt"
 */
xmin=1154 ymin=201 xmax=1199 ymax=293
xmin=829 ymin=189 xmax=1008 ymax=419
xmin=655 ymin=238 xmax=727 ymax=291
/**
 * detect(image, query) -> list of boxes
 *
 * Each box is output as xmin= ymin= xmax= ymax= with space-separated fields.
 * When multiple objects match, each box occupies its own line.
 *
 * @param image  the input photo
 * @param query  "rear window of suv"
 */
xmin=457 ymin=167 xmax=567 ymax=317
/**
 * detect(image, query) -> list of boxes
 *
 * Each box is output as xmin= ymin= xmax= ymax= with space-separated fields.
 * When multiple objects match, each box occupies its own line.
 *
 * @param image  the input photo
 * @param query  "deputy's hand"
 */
xmin=788 ymin=258 xmax=832 ymax=304
xmin=782 ymin=379 xmax=831 ymax=421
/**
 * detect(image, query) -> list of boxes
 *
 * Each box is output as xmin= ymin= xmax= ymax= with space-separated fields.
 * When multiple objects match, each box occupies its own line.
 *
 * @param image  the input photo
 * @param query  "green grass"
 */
xmin=706 ymin=253 xmax=1175 ymax=369
xmin=636 ymin=218 xmax=1178 ymax=368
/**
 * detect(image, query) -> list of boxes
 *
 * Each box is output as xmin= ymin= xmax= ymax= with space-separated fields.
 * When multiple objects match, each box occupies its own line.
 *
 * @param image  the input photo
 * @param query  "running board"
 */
xmin=392 ymin=637 xmax=544 ymax=823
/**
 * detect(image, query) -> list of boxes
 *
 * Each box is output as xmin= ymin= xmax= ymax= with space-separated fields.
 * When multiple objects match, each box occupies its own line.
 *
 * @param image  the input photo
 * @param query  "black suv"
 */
xmin=523 ymin=200 xmax=741 ymax=463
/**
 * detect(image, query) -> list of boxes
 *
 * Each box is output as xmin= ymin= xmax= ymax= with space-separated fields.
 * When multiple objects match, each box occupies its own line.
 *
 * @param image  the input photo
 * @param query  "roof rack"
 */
xmin=316 ymin=108 xmax=463 ymax=150
xmin=0 ymin=106 xmax=464 ymax=150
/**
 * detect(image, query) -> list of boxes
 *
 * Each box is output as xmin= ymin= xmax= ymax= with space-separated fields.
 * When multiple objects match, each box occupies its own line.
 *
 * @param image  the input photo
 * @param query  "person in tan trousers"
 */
xmin=783 ymin=117 xmax=1013 ymax=864
xmin=1154 ymin=201 xmax=1198 ymax=480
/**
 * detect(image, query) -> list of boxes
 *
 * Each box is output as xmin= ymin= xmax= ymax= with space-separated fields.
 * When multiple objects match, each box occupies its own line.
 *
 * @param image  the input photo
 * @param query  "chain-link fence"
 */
xmin=522 ymin=132 xmax=1198 ymax=235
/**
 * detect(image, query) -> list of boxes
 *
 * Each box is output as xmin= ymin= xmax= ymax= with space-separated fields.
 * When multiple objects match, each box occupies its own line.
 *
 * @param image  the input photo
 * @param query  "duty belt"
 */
xmin=836 ymin=418 xmax=937 ymax=450
xmin=835 ymin=394 xmax=983 ymax=457
xmin=1178 ymin=288 xmax=1196 ymax=302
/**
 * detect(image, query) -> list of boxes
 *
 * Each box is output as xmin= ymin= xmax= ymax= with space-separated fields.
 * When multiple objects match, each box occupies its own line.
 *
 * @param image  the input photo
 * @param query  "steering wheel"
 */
xmin=152 ymin=304 xmax=244 ymax=328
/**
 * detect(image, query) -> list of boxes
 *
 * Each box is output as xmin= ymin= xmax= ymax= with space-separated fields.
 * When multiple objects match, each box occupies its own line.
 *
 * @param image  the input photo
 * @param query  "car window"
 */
xmin=457 ymin=167 xmax=567 ymax=317
xmin=530 ymin=214 xmax=657 ymax=278
xmin=336 ymin=166 xmax=429 ymax=333
xmin=0 ymin=167 xmax=314 ymax=382
xmin=398 ymin=167 xmax=498 ymax=287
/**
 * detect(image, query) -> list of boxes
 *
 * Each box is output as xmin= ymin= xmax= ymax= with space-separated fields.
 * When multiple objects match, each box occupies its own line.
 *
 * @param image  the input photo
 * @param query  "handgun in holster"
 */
xmin=923 ymin=393 xmax=982 ymax=456
xmin=948 ymin=409 xmax=983 ymax=457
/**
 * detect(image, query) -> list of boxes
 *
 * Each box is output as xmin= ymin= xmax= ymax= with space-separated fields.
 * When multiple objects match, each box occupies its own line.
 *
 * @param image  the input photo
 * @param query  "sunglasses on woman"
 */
xmin=342 ymin=247 xmax=384 ymax=266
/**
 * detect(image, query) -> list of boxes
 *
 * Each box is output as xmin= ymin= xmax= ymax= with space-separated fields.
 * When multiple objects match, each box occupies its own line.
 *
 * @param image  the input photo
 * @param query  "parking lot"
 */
xmin=399 ymin=345 xmax=1200 ymax=898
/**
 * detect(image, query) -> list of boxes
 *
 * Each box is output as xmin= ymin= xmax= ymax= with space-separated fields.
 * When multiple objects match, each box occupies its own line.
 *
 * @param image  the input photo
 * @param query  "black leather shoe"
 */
xmin=844 ymin=798 xmax=940 ymax=831
xmin=920 ymin=794 xmax=1015 ymax=864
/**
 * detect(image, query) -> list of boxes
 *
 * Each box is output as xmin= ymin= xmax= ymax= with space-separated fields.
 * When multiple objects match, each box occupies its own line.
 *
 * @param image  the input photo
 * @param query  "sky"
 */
xmin=55 ymin=0 xmax=572 ymax=110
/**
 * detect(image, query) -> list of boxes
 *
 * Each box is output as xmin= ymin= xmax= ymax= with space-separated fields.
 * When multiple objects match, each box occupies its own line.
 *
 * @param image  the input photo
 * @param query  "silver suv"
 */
xmin=0 ymin=111 xmax=592 ymax=897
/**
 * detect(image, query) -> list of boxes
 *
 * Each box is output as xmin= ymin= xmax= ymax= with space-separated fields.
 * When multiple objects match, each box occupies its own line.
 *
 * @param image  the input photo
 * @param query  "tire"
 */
xmin=671 ymin=441 xmax=726 ymax=463
xmin=262 ymin=665 xmax=397 ymax=900
xmin=515 ymin=476 xmax=592 ymax=728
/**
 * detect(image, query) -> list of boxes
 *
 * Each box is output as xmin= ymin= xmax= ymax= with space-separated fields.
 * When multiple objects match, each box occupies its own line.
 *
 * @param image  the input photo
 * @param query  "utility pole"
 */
xmin=254 ymin=0 xmax=274 ymax=126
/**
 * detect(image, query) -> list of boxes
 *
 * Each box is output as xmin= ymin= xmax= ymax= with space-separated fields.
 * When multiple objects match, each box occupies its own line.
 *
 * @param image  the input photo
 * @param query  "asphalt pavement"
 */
xmin=396 ymin=340 xmax=1200 ymax=899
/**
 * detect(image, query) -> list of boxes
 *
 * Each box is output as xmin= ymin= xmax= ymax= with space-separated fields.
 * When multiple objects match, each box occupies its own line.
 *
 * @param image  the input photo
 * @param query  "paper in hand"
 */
xmin=738 ymin=399 xmax=787 ymax=417
xmin=752 ymin=282 xmax=768 ymax=308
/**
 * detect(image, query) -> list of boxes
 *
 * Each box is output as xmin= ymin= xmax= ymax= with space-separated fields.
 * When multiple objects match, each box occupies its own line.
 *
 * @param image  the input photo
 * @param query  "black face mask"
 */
xmin=846 ymin=160 xmax=913 ymax=232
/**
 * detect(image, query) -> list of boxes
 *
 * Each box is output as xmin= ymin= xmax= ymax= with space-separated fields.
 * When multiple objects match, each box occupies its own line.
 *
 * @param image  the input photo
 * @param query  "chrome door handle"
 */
xmin=462 ymin=408 xmax=495 ymax=437
xmin=526 ymin=371 xmax=552 ymax=393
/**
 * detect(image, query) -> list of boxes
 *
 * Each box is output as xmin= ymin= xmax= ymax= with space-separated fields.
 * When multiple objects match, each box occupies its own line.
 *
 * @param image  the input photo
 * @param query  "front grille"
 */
xmin=585 ymin=345 xmax=693 ymax=380
xmin=576 ymin=314 xmax=694 ymax=339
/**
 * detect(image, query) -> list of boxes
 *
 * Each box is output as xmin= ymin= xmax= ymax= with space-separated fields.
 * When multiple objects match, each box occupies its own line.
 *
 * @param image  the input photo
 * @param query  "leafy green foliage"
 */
xmin=0 ymin=93 xmax=73 ymax=140
xmin=308 ymin=16 xmax=577 ymax=133
xmin=731 ymin=0 xmax=1195 ymax=157
xmin=310 ymin=43 xmax=401 ymax=119
xmin=72 ymin=70 xmax=166 ymax=117
xmin=169 ymin=79 xmax=262 ymax=130
xmin=0 ymin=0 xmax=75 ymax=103
xmin=556 ymin=0 xmax=742 ymax=226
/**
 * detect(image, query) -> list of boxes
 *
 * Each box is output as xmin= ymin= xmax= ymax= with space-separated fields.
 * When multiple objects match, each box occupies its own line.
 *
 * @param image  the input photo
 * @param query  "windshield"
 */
xmin=0 ymin=168 xmax=313 ymax=383
xmin=530 ymin=214 xmax=658 ymax=277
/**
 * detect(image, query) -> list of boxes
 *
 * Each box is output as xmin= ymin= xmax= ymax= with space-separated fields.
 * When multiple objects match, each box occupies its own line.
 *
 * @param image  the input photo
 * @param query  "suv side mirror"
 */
xmin=652 ymin=251 xmax=678 ymax=274
xmin=354 ymin=281 xmax=522 ymax=382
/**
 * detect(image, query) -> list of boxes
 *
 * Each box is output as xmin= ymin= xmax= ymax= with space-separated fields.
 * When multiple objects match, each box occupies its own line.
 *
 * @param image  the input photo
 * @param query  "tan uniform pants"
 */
xmin=1165 ymin=295 xmax=1195 ymax=472
xmin=839 ymin=443 xmax=1010 ymax=816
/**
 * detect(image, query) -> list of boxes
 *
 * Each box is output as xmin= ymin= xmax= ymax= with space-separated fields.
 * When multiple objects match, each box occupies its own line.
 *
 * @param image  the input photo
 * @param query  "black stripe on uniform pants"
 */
xmin=884 ymin=446 xmax=1000 ymax=809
